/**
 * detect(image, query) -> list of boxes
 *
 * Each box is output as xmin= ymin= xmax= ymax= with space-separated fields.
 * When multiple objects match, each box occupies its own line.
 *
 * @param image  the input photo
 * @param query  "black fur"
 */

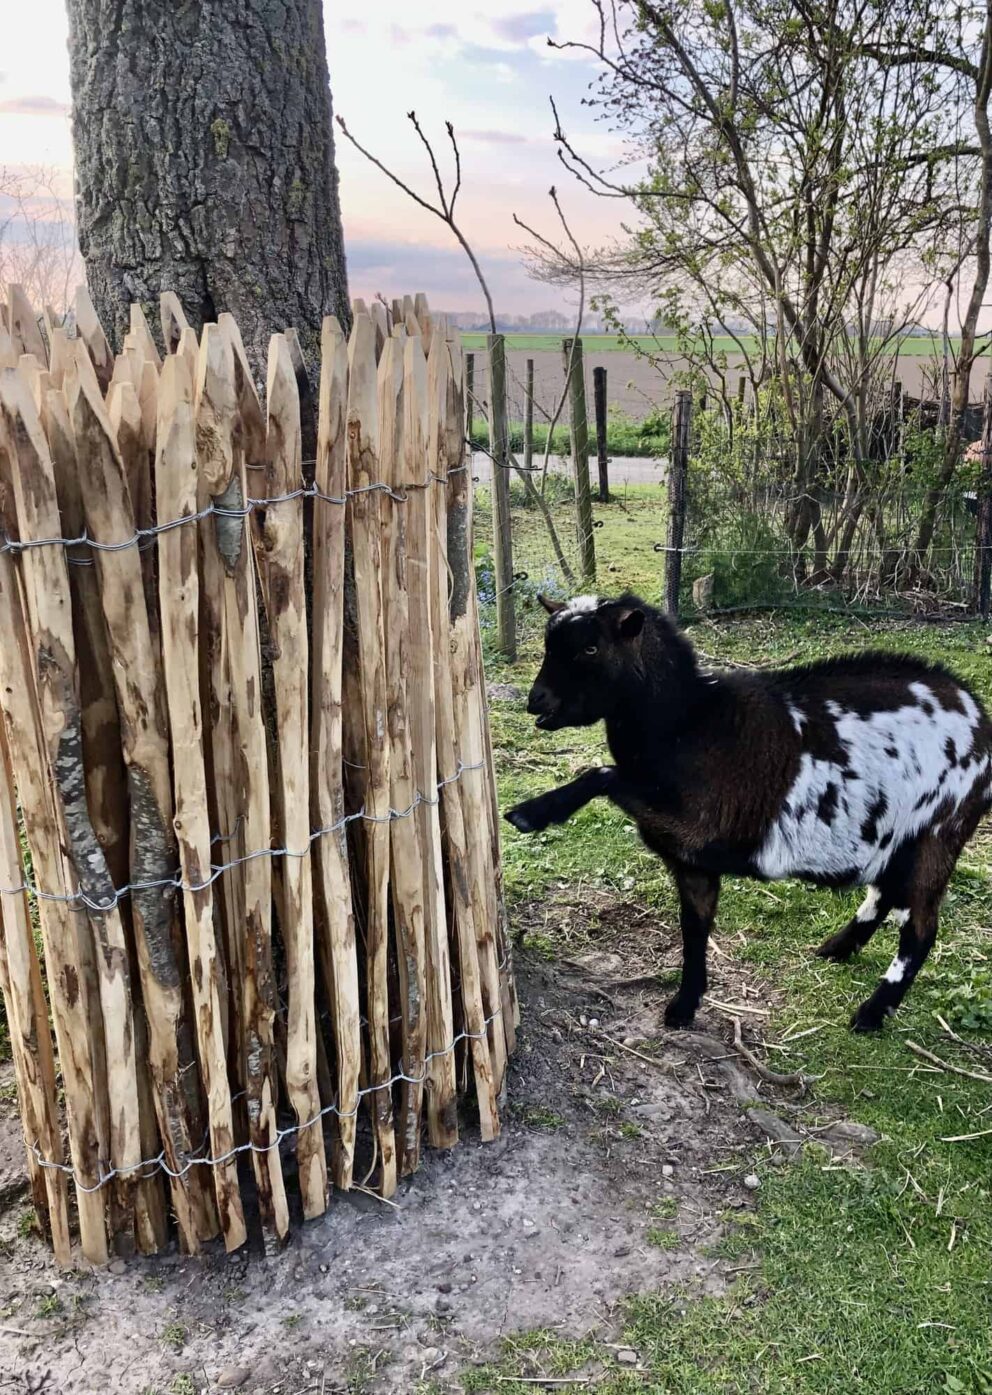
xmin=506 ymin=594 xmax=992 ymax=1033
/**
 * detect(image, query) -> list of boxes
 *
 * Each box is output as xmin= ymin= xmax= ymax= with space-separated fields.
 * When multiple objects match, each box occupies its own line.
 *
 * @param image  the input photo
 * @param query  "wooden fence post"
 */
xmin=155 ymin=354 xmax=248 ymax=1251
xmin=593 ymin=365 xmax=610 ymax=503
xmin=488 ymin=332 xmax=517 ymax=659
xmin=563 ymin=337 xmax=596 ymax=583
xmin=465 ymin=351 xmax=475 ymax=441
xmin=311 ymin=316 xmax=363 ymax=1190
xmin=346 ymin=313 xmax=398 ymax=1195
xmin=974 ymin=374 xmax=992 ymax=619
xmin=378 ymin=335 xmax=428 ymax=1176
xmin=524 ymin=358 xmax=535 ymax=474
xmin=402 ymin=336 xmax=459 ymax=1151
xmin=429 ymin=333 xmax=501 ymax=1141
xmin=665 ymin=390 xmax=692 ymax=618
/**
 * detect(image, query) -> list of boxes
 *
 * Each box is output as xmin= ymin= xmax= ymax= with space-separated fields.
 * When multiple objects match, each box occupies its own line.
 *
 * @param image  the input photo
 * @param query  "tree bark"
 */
xmin=66 ymin=0 xmax=350 ymax=374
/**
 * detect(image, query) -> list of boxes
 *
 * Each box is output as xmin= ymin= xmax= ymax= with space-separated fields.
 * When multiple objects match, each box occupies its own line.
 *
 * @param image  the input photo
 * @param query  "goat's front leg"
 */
xmin=505 ymin=766 xmax=617 ymax=834
xmin=664 ymin=865 xmax=721 ymax=1029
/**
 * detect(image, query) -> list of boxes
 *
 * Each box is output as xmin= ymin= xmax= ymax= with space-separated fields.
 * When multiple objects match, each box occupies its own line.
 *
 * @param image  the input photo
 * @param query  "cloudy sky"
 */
xmin=0 ymin=3 xmax=633 ymax=314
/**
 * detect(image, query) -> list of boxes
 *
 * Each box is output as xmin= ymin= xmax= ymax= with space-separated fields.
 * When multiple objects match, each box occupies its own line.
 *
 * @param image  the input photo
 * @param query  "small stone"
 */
xmin=580 ymin=1015 xmax=588 ymax=1027
xmin=616 ymin=1348 xmax=639 ymax=1366
xmin=613 ymin=1245 xmax=631 ymax=1258
xmin=589 ymin=1017 xmax=600 ymax=1028
xmin=438 ymin=1281 xmax=453 ymax=1293
xmin=743 ymin=1173 xmax=761 ymax=1191
xmin=216 ymin=1368 xmax=250 ymax=1390
xmin=487 ymin=682 xmax=523 ymax=703
xmin=108 ymin=1259 xmax=126 ymax=1276
xmin=436 ymin=1298 xmax=453 ymax=1314
xmin=320 ymin=1264 xmax=329 ymax=1274
xmin=661 ymin=1164 xmax=674 ymax=1179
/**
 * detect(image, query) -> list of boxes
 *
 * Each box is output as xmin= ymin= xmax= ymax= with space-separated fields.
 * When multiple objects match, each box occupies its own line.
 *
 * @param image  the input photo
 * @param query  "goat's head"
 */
xmin=526 ymin=593 xmax=649 ymax=731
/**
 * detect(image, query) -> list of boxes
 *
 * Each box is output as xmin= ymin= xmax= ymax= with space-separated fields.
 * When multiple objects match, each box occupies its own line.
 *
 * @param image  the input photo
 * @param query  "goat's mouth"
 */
xmin=535 ymin=711 xmax=564 ymax=731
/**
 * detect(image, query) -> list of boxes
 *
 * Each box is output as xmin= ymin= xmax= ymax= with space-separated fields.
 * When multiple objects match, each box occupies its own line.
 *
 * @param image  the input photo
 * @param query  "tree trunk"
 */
xmin=65 ymin=0 xmax=350 ymax=374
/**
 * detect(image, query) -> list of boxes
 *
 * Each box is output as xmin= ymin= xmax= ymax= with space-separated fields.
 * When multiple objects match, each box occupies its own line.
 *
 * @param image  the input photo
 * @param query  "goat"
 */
xmin=505 ymin=593 xmax=992 ymax=1032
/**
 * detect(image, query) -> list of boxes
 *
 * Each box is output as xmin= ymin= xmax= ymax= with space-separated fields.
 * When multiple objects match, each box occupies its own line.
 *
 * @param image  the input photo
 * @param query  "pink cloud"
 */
xmin=0 ymin=95 xmax=69 ymax=116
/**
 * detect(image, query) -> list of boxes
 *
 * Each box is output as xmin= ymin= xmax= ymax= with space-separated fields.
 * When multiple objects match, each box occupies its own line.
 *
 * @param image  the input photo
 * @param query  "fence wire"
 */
xmin=2 ymin=760 xmax=483 ymax=911
xmin=29 ymin=1000 xmax=506 ymax=1193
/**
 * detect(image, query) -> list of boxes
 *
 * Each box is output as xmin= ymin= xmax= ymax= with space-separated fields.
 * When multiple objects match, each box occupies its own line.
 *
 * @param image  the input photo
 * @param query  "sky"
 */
xmin=0 ymin=2 xmax=632 ymax=316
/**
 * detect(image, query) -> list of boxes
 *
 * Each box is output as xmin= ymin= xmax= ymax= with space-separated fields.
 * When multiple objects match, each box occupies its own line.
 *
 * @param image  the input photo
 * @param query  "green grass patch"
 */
xmin=460 ymin=332 xmax=960 ymax=358
xmin=468 ymin=412 xmax=669 ymax=459
xmin=485 ymin=611 xmax=992 ymax=1395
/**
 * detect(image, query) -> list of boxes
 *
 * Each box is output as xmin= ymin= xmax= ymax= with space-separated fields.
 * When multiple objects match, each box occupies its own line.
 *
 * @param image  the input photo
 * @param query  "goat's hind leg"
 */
xmin=850 ymin=834 xmax=953 ymax=1033
xmin=815 ymin=885 xmax=893 ymax=962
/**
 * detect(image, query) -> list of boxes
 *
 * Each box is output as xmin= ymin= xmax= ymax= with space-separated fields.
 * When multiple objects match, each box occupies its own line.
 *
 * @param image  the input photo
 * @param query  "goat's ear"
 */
xmin=616 ymin=607 xmax=645 ymax=640
xmin=538 ymin=593 xmax=566 ymax=615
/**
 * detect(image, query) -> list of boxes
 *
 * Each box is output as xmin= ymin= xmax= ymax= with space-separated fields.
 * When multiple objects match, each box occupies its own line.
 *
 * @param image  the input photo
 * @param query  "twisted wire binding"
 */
xmin=1 ymin=760 xmax=484 ymax=912
xmin=29 ymin=1003 xmax=506 ymax=1192
xmin=2 ymin=463 xmax=471 ymax=565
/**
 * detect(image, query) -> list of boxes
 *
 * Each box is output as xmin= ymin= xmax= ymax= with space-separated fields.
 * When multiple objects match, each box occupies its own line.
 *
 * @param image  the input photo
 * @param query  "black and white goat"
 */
xmin=505 ymin=593 xmax=992 ymax=1032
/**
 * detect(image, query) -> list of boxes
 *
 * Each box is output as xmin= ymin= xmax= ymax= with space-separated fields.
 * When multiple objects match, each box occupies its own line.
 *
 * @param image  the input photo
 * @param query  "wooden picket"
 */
xmin=0 ymin=285 xmax=514 ymax=1263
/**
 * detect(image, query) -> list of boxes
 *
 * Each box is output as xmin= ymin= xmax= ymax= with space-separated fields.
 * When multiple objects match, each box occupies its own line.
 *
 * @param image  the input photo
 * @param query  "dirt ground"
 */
xmin=0 ymin=897 xmax=877 ymax=1395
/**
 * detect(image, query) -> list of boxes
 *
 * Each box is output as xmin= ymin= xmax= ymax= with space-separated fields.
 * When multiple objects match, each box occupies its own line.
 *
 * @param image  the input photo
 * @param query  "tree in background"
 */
xmin=64 ymin=0 xmax=350 ymax=370
xmin=539 ymin=0 xmax=992 ymax=585
xmin=0 ymin=165 xmax=80 ymax=313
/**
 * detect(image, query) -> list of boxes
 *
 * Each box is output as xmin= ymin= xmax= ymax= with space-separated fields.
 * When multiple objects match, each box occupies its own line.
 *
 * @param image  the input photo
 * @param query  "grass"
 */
xmin=468 ymin=415 xmax=670 ymax=459
xmin=460 ymin=332 xmax=959 ymax=358
xmin=474 ymin=480 xmax=668 ymax=613
xmin=482 ymin=609 xmax=992 ymax=1395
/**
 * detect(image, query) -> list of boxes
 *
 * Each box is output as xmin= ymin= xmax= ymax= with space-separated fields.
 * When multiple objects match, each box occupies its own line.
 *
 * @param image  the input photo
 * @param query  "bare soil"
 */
xmin=0 ymin=898 xmax=876 ymax=1395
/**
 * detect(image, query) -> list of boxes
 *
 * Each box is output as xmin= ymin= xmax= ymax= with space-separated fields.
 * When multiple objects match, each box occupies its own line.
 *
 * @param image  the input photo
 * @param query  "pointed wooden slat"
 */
xmin=129 ymin=303 xmax=162 ymax=369
xmin=346 ymin=313 xmax=397 ymax=1194
xmin=47 ymin=329 xmax=73 ymax=389
xmin=197 ymin=322 xmax=289 ymax=1240
xmin=311 ymin=314 xmax=361 ymax=1189
xmin=67 ymin=368 xmax=214 ymax=1250
xmin=73 ymin=287 xmax=113 ymax=392
xmin=7 ymin=286 xmax=48 ymax=364
xmin=160 ymin=292 xmax=191 ymax=355
xmin=1 ymin=369 xmax=148 ymax=1251
xmin=0 ymin=329 xmax=17 ymax=370
xmin=155 ymin=353 xmax=247 ymax=1251
xmin=176 ymin=326 xmax=199 ymax=375
xmin=414 ymin=292 xmax=433 ymax=352
xmin=377 ymin=337 xmax=427 ymax=1175
xmin=425 ymin=335 xmax=500 ymax=1141
xmin=0 ymin=416 xmax=108 ymax=1261
xmin=369 ymin=302 xmax=390 ymax=360
xmin=441 ymin=338 xmax=511 ymax=1082
xmin=258 ymin=334 xmax=327 ymax=1218
xmin=0 ymin=719 xmax=71 ymax=1263
xmin=42 ymin=384 xmax=167 ymax=1254
xmin=401 ymin=336 xmax=458 ymax=1150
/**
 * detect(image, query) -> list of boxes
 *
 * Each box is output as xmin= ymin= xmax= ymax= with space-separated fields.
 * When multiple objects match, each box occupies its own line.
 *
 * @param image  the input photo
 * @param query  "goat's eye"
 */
xmin=583 ymin=644 xmax=598 ymax=656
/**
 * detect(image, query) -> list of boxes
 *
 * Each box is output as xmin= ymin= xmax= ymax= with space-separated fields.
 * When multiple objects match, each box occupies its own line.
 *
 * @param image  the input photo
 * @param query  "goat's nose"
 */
xmin=527 ymin=684 xmax=551 ymax=715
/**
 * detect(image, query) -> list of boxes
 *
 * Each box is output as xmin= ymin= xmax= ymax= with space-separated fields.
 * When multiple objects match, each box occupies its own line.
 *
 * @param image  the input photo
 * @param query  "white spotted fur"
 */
xmin=884 ymin=955 xmax=908 ymax=983
xmin=855 ymin=886 xmax=882 ymax=922
xmin=755 ymin=682 xmax=991 ymax=885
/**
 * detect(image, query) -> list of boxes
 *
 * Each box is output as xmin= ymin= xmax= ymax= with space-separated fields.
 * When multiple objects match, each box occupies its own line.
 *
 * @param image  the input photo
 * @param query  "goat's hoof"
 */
xmin=505 ymin=802 xmax=543 ymax=834
xmin=664 ymin=997 xmax=697 ymax=1030
xmin=850 ymin=1001 xmax=885 ymax=1034
xmin=815 ymin=932 xmax=858 ymax=963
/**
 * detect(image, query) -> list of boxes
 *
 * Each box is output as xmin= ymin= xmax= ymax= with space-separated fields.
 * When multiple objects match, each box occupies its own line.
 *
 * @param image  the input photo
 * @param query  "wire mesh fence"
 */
xmin=465 ymin=346 xmax=991 ymax=650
